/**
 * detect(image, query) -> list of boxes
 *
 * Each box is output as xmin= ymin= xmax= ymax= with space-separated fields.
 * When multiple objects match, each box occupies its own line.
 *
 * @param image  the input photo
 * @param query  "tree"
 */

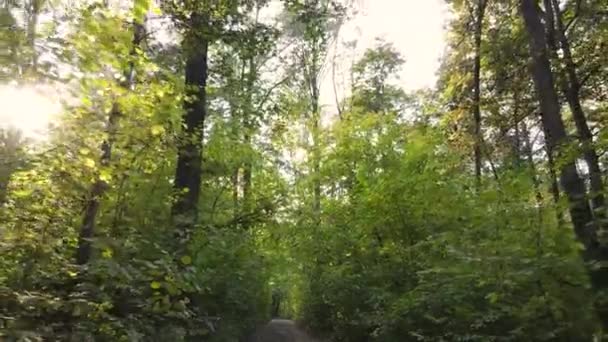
xmin=349 ymin=40 xmax=408 ymax=114
xmin=282 ymin=0 xmax=345 ymax=218
xmin=545 ymin=0 xmax=606 ymax=226
xmin=170 ymin=11 xmax=209 ymax=243
xmin=520 ymin=0 xmax=608 ymax=330
xmin=76 ymin=3 xmax=146 ymax=265
xmin=472 ymin=0 xmax=487 ymax=187
xmin=2 ymin=0 xmax=608 ymax=340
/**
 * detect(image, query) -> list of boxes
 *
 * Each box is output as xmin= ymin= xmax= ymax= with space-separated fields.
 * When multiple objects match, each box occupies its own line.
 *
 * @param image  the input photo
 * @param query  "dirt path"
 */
xmin=247 ymin=319 xmax=315 ymax=342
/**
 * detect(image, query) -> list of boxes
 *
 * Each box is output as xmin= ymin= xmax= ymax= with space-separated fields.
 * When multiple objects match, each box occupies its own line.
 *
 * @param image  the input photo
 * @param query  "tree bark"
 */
xmin=171 ymin=14 xmax=209 ymax=243
xmin=520 ymin=0 xmax=608 ymax=329
xmin=76 ymin=21 xmax=145 ymax=265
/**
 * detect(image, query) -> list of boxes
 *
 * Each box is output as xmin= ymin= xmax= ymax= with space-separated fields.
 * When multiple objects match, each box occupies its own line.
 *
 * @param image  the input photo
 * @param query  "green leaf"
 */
xmin=134 ymin=0 xmax=150 ymax=23
xmin=150 ymin=281 xmax=162 ymax=289
xmin=180 ymin=255 xmax=192 ymax=265
xmin=486 ymin=292 xmax=500 ymax=304
xmin=102 ymin=248 xmax=113 ymax=259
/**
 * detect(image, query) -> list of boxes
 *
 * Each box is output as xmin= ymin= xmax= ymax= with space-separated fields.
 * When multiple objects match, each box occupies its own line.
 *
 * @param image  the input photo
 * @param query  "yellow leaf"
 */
xmin=100 ymin=169 xmax=112 ymax=182
xmin=180 ymin=255 xmax=192 ymax=265
xmin=150 ymin=281 xmax=161 ymax=289
xmin=13 ymin=189 xmax=33 ymax=198
xmin=84 ymin=158 xmax=96 ymax=169
xmin=151 ymin=5 xmax=162 ymax=15
xmin=151 ymin=125 xmax=165 ymax=136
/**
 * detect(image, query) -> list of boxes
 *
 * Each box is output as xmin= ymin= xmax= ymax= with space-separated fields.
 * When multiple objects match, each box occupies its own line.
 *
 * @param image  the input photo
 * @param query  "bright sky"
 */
xmin=343 ymin=0 xmax=447 ymax=90
xmin=320 ymin=0 xmax=448 ymax=112
xmin=0 ymin=0 xmax=447 ymax=138
xmin=0 ymin=84 xmax=62 ymax=139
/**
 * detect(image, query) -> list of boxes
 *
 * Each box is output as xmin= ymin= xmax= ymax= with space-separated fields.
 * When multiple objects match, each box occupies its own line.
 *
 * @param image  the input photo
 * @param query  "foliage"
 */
xmin=1 ymin=0 xmax=607 ymax=341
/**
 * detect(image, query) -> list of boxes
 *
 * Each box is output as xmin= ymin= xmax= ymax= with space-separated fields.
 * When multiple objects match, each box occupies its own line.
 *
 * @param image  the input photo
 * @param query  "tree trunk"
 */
xmin=520 ymin=0 xmax=608 ymax=329
xmin=76 ymin=22 xmax=145 ymax=265
xmin=472 ymin=0 xmax=487 ymax=188
xmin=242 ymin=55 xmax=256 ymax=216
xmin=513 ymin=120 xmax=522 ymax=167
xmin=546 ymin=141 xmax=565 ymax=226
xmin=171 ymin=14 xmax=209 ymax=244
xmin=549 ymin=0 xmax=606 ymax=222
xmin=232 ymin=167 xmax=239 ymax=215
xmin=521 ymin=121 xmax=543 ymax=207
xmin=310 ymin=47 xmax=321 ymax=219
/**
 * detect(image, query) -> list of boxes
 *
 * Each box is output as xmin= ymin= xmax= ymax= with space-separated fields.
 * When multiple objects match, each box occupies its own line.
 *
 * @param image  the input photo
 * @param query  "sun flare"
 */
xmin=0 ymin=84 xmax=61 ymax=139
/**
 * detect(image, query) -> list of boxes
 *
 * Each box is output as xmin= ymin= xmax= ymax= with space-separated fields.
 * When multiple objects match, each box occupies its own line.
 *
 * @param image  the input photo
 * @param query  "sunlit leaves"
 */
xmin=133 ymin=0 xmax=151 ymax=24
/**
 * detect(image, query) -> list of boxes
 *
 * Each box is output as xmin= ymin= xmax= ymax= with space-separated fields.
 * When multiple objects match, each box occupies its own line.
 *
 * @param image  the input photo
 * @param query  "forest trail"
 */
xmin=248 ymin=319 xmax=316 ymax=342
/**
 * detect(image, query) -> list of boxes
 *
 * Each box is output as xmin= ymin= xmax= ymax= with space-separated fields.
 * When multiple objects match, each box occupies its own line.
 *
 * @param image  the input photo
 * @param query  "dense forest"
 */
xmin=1 ymin=0 xmax=608 ymax=340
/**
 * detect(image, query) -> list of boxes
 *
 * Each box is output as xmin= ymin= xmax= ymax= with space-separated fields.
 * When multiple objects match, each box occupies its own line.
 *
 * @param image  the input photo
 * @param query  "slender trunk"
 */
xmin=472 ymin=0 xmax=487 ymax=188
xmin=522 ymin=121 xmax=546 ymax=260
xmin=511 ymin=91 xmax=523 ymax=167
xmin=241 ymin=7 xmax=261 ymax=213
xmin=232 ymin=167 xmax=239 ymax=215
xmin=308 ymin=41 xmax=321 ymax=219
xmin=171 ymin=14 xmax=209 ymax=243
xmin=549 ymin=0 xmax=606 ymax=222
xmin=242 ymin=56 xmax=256 ymax=213
xmin=76 ymin=22 xmax=144 ymax=265
xmin=514 ymin=120 xmax=521 ymax=167
xmin=522 ymin=121 xmax=544 ymax=206
xmin=331 ymin=42 xmax=343 ymax=119
xmin=311 ymin=80 xmax=321 ymax=219
xmin=243 ymin=158 xmax=251 ymax=206
xmin=520 ymin=0 xmax=608 ymax=329
xmin=546 ymin=141 xmax=565 ymax=226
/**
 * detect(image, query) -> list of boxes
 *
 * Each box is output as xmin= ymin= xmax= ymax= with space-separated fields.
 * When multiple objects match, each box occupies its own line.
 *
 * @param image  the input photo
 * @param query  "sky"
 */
xmin=340 ymin=0 xmax=447 ymax=91
xmin=0 ymin=0 xmax=448 ymax=138
xmin=0 ymin=84 xmax=62 ymax=139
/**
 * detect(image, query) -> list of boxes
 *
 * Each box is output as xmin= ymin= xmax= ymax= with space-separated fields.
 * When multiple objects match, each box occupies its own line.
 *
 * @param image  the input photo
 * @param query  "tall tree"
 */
xmin=350 ymin=40 xmax=407 ymax=114
xmin=546 ymin=0 xmax=606 ymax=224
xmin=283 ymin=0 xmax=344 ymax=218
xmin=520 ymin=0 xmax=608 ymax=329
xmin=472 ymin=0 xmax=487 ymax=187
xmin=170 ymin=11 xmax=209 ymax=242
xmin=76 ymin=4 xmax=146 ymax=265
